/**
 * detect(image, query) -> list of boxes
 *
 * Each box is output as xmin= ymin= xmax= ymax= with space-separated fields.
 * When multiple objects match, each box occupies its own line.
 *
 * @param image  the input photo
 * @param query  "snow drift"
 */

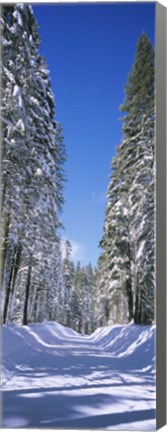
xmin=1 ymin=321 xmax=156 ymax=430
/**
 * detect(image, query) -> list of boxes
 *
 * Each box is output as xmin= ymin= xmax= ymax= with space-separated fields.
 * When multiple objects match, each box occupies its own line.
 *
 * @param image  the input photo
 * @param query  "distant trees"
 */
xmin=95 ymin=33 xmax=155 ymax=325
xmin=62 ymin=247 xmax=95 ymax=334
xmin=62 ymin=240 xmax=75 ymax=327
xmin=73 ymin=262 xmax=95 ymax=333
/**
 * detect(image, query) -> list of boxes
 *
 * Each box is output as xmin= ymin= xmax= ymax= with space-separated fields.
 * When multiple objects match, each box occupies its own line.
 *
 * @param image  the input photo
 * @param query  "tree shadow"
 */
xmin=2 ymin=324 xmax=156 ymax=429
xmin=1 ymin=388 xmax=156 ymax=429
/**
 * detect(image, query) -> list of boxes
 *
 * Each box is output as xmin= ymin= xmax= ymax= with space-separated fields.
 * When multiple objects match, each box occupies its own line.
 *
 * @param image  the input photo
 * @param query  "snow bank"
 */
xmin=2 ymin=320 xmax=79 ymax=383
xmin=90 ymin=323 xmax=156 ymax=371
xmin=2 ymin=321 xmax=155 ymax=384
xmin=1 ymin=321 xmax=156 ymax=430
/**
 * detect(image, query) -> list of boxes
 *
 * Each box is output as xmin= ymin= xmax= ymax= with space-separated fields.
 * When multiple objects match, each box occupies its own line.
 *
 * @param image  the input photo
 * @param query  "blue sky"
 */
xmin=32 ymin=2 xmax=155 ymax=268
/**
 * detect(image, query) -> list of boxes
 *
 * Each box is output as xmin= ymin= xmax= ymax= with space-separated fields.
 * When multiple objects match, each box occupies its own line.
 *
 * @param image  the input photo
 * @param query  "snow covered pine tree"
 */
xmin=1 ymin=4 xmax=66 ymax=325
xmin=95 ymin=32 xmax=155 ymax=325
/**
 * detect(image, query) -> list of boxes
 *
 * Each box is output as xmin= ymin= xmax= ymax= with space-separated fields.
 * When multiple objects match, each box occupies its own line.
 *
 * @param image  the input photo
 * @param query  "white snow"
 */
xmin=13 ymin=85 xmax=23 ymax=109
xmin=30 ymin=96 xmax=39 ymax=105
xmin=136 ymin=240 xmax=145 ymax=261
xmin=3 ymin=67 xmax=15 ymax=84
xmin=10 ymin=23 xmax=18 ymax=35
xmin=1 ymin=321 xmax=156 ymax=430
xmin=35 ymin=168 xmax=43 ymax=177
xmin=16 ymin=119 xmax=25 ymax=133
xmin=13 ymin=85 xmax=20 ymax=98
xmin=13 ymin=10 xmax=23 ymax=27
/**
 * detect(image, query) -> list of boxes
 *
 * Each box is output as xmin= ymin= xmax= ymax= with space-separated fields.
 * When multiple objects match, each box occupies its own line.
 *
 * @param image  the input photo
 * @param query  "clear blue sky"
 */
xmin=32 ymin=2 xmax=155 ymax=268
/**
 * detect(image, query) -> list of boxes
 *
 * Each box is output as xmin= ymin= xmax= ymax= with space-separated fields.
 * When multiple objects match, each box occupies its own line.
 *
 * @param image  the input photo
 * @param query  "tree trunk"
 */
xmin=8 ymin=242 xmax=22 ymax=322
xmin=134 ymin=279 xmax=141 ymax=324
xmin=3 ymin=241 xmax=22 ymax=324
xmin=23 ymin=258 xmax=32 ymax=325
xmin=84 ymin=322 xmax=88 ymax=334
xmin=31 ymin=287 xmax=40 ymax=322
xmin=78 ymin=320 xmax=82 ymax=333
xmin=1 ymin=173 xmax=8 ymax=210
xmin=1 ymin=212 xmax=10 ymax=285
xmin=126 ymin=235 xmax=134 ymax=322
xmin=3 ymin=249 xmax=16 ymax=324
xmin=126 ymin=277 xmax=133 ymax=322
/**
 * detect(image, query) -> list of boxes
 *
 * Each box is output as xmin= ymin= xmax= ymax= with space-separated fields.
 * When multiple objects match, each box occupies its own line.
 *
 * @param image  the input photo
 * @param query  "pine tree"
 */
xmin=96 ymin=32 xmax=155 ymax=325
xmin=120 ymin=33 xmax=155 ymax=324
xmin=73 ymin=262 xmax=95 ymax=334
xmin=1 ymin=4 xmax=66 ymax=325
xmin=62 ymin=240 xmax=75 ymax=326
xmin=84 ymin=263 xmax=95 ymax=333
xmin=1 ymin=4 xmax=30 ymax=322
xmin=120 ymin=32 xmax=154 ymax=130
xmin=72 ymin=262 xmax=83 ymax=332
xmin=94 ymin=254 xmax=109 ymax=327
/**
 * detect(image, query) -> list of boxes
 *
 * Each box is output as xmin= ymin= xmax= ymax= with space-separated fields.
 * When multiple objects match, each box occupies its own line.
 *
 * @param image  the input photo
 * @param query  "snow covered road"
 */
xmin=1 ymin=322 xmax=156 ymax=429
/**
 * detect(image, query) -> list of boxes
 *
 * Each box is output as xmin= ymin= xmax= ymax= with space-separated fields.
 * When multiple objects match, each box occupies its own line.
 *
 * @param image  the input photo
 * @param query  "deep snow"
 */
xmin=1 ymin=321 xmax=156 ymax=429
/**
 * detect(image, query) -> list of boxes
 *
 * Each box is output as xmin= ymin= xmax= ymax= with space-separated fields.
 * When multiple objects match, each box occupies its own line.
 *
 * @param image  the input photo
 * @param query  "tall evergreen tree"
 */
xmin=1 ymin=4 xmax=66 ymax=325
xmin=62 ymin=240 xmax=75 ymax=326
xmin=96 ymin=33 xmax=155 ymax=325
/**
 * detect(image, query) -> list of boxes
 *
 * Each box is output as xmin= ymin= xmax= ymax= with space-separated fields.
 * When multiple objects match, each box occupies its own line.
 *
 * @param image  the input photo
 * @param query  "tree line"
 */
xmin=0 ymin=4 xmax=155 ymax=331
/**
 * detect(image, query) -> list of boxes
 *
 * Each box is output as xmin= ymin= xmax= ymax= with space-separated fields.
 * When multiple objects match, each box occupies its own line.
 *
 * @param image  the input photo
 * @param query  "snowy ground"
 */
xmin=1 ymin=321 xmax=156 ymax=429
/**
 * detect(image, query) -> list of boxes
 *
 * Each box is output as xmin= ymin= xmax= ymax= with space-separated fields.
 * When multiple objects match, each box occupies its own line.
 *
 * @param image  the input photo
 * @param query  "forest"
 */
xmin=0 ymin=4 xmax=155 ymax=333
